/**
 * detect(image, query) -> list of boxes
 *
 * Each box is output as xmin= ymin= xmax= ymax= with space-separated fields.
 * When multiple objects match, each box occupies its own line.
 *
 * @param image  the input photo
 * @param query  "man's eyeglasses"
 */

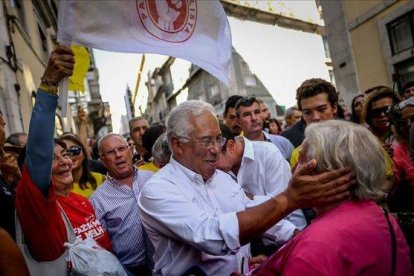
xmin=371 ymin=106 xmax=391 ymax=117
xmin=103 ymin=145 xmax=130 ymax=157
xmin=68 ymin=146 xmax=82 ymax=157
xmin=194 ymin=137 xmax=227 ymax=149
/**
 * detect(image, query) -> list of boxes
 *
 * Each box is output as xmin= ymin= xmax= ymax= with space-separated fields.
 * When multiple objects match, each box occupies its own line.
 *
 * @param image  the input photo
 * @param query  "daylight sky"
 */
xmin=94 ymin=1 xmax=329 ymax=133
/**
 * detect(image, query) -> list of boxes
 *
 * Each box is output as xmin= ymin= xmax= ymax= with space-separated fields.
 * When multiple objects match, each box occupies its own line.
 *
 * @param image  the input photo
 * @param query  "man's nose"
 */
xmin=311 ymin=111 xmax=321 ymax=122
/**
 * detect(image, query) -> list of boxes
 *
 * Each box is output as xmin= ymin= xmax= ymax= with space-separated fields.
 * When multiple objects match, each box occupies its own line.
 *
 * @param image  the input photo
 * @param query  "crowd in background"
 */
xmin=0 ymin=46 xmax=413 ymax=275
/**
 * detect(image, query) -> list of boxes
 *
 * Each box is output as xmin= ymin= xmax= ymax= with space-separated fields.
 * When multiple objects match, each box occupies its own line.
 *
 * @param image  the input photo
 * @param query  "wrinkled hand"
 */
xmin=41 ymin=45 xmax=75 ymax=85
xmin=249 ymin=254 xmax=268 ymax=270
xmin=77 ymin=106 xmax=87 ymax=124
xmin=0 ymin=152 xmax=22 ymax=187
xmin=284 ymin=159 xmax=355 ymax=210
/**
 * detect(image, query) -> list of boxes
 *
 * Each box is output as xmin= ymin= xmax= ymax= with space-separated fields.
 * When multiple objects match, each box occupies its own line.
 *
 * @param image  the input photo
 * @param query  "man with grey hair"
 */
xmin=152 ymin=133 xmax=171 ymax=168
xmin=284 ymin=106 xmax=302 ymax=129
xmin=138 ymin=100 xmax=354 ymax=275
xmin=90 ymin=133 xmax=154 ymax=275
xmin=252 ymin=120 xmax=412 ymax=275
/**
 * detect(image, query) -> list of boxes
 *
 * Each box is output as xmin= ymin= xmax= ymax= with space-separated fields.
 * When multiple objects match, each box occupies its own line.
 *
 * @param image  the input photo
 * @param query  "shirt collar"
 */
xmin=107 ymin=166 xmax=138 ymax=187
xmin=262 ymin=131 xmax=271 ymax=142
xmin=170 ymin=157 xmax=217 ymax=185
xmin=242 ymin=137 xmax=255 ymax=161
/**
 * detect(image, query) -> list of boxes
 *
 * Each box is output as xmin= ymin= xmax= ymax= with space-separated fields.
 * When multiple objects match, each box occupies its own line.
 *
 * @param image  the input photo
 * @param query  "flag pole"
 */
xmin=58 ymin=43 xmax=71 ymax=117
xmin=132 ymin=54 xmax=146 ymax=107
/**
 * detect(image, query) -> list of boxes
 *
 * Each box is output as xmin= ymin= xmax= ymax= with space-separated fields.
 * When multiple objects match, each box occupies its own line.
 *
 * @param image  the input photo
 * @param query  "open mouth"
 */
xmin=56 ymin=168 xmax=71 ymax=177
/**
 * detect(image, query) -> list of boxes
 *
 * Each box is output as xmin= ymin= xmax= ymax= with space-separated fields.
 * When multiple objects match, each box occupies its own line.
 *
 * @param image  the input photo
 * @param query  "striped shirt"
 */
xmin=90 ymin=169 xmax=154 ymax=266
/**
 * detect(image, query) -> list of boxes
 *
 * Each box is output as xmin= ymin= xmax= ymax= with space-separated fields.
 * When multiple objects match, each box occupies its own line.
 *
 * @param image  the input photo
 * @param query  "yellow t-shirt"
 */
xmin=71 ymin=172 xmax=106 ymax=198
xmin=138 ymin=160 xmax=159 ymax=173
xmin=289 ymin=146 xmax=394 ymax=176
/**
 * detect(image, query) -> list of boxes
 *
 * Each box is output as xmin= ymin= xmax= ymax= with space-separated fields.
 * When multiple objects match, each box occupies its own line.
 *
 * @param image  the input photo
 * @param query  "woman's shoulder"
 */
xmin=90 ymin=172 xmax=106 ymax=185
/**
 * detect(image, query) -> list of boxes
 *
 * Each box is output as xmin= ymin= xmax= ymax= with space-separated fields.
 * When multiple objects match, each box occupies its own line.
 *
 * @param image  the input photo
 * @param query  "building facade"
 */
xmin=186 ymin=48 xmax=280 ymax=118
xmin=144 ymin=48 xmax=281 ymax=125
xmin=0 ymin=0 xmax=109 ymax=138
xmin=319 ymin=0 xmax=414 ymax=105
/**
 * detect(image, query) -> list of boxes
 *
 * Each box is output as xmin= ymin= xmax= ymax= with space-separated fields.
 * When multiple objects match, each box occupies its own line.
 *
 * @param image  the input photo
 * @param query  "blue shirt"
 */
xmin=89 ymin=169 xmax=154 ymax=266
xmin=263 ymin=131 xmax=294 ymax=161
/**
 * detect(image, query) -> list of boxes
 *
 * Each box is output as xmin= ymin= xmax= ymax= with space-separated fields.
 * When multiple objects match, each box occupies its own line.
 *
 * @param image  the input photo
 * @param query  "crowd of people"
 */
xmin=0 ymin=45 xmax=413 ymax=275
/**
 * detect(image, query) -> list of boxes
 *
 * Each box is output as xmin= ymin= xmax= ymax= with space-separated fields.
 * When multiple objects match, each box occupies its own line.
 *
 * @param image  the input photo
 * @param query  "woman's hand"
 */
xmin=41 ymin=45 xmax=75 ymax=86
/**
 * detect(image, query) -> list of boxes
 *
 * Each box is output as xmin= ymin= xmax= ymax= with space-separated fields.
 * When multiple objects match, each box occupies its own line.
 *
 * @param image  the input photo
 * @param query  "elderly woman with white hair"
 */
xmin=251 ymin=120 xmax=412 ymax=275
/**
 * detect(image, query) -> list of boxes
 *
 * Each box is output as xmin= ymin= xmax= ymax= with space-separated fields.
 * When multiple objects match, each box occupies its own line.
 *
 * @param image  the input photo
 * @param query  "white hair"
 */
xmin=97 ymin=133 xmax=127 ymax=155
xmin=166 ymin=100 xmax=215 ymax=149
xmin=304 ymin=120 xmax=386 ymax=201
xmin=152 ymin=133 xmax=171 ymax=167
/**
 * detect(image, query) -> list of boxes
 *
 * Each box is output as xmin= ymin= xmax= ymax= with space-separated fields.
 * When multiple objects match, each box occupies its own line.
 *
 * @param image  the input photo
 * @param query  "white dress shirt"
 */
xmin=138 ymin=158 xmax=273 ymax=276
xmin=235 ymin=137 xmax=307 ymax=244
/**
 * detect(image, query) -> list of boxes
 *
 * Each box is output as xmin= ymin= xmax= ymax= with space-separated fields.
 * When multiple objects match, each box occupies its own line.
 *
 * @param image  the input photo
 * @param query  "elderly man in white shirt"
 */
xmin=138 ymin=100 xmax=354 ymax=276
xmin=216 ymin=122 xmax=306 ymax=248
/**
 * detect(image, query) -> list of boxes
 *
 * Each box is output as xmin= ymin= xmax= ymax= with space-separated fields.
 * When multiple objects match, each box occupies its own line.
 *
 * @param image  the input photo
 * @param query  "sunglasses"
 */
xmin=371 ymin=106 xmax=391 ymax=117
xmin=67 ymin=146 xmax=82 ymax=157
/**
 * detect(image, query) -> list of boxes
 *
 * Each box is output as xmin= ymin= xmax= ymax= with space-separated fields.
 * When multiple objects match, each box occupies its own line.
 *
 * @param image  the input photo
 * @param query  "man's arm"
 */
xmin=0 ymin=228 xmax=29 ymax=275
xmin=237 ymin=160 xmax=354 ymax=245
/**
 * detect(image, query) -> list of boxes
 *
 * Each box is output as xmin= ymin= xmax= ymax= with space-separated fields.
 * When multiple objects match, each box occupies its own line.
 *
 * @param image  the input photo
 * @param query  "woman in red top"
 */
xmin=15 ymin=45 xmax=112 ymax=262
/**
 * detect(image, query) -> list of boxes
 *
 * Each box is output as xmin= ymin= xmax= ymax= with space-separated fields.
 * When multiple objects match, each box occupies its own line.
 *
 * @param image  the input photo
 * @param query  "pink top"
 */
xmin=252 ymin=200 xmax=412 ymax=276
xmin=393 ymin=142 xmax=414 ymax=184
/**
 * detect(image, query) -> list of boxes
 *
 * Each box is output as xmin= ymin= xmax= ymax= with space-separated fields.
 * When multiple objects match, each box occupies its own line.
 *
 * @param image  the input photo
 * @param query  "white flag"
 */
xmin=58 ymin=0 xmax=232 ymax=84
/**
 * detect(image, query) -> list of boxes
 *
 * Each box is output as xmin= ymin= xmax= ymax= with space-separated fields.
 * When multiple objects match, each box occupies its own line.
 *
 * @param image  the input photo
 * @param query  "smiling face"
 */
xmin=172 ymin=112 xmax=222 ymax=180
xmin=61 ymin=138 xmax=84 ymax=171
xmin=52 ymin=144 xmax=73 ymax=194
xmin=100 ymin=135 xmax=134 ymax=180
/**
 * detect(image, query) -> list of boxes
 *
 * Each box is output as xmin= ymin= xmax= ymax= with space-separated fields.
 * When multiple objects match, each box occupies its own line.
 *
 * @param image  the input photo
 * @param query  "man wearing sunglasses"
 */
xmin=138 ymin=100 xmax=354 ymax=275
xmin=90 ymin=134 xmax=154 ymax=275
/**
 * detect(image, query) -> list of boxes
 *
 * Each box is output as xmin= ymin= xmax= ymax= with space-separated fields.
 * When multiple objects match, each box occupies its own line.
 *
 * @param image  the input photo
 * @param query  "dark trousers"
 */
xmin=125 ymin=264 xmax=152 ymax=276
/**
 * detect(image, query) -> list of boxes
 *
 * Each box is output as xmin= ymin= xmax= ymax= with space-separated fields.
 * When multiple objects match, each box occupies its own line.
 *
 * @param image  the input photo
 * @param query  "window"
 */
xmin=38 ymin=24 xmax=49 ymax=62
xmin=209 ymin=84 xmax=219 ymax=98
xmin=11 ymin=0 xmax=27 ymax=32
xmin=395 ymin=57 xmax=414 ymax=88
xmin=387 ymin=13 xmax=414 ymax=55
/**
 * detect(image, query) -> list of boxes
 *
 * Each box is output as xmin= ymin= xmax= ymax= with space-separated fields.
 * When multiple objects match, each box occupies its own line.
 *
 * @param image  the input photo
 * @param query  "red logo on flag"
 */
xmin=136 ymin=0 xmax=197 ymax=43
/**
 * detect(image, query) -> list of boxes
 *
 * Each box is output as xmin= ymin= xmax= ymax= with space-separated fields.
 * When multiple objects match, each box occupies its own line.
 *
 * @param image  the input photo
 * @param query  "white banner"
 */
xmin=58 ymin=0 xmax=232 ymax=84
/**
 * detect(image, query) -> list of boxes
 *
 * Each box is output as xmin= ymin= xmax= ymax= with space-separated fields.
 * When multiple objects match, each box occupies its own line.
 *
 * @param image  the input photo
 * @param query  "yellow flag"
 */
xmin=69 ymin=45 xmax=90 ymax=92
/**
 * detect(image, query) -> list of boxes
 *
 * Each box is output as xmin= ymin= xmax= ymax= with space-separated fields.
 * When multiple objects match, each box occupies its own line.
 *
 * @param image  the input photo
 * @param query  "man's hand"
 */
xmin=0 ymin=152 xmax=21 ymax=188
xmin=41 ymin=45 xmax=75 ymax=85
xmin=284 ymin=159 xmax=355 ymax=210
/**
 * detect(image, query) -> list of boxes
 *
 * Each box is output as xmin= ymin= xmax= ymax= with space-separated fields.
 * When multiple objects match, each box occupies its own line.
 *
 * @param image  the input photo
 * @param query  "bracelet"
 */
xmin=39 ymin=83 xmax=58 ymax=94
xmin=40 ymin=77 xmax=60 ymax=88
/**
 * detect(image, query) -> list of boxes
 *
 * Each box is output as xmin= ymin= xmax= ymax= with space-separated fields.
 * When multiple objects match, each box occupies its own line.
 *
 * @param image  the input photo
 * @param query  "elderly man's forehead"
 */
xmin=101 ymin=135 xmax=126 ymax=146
